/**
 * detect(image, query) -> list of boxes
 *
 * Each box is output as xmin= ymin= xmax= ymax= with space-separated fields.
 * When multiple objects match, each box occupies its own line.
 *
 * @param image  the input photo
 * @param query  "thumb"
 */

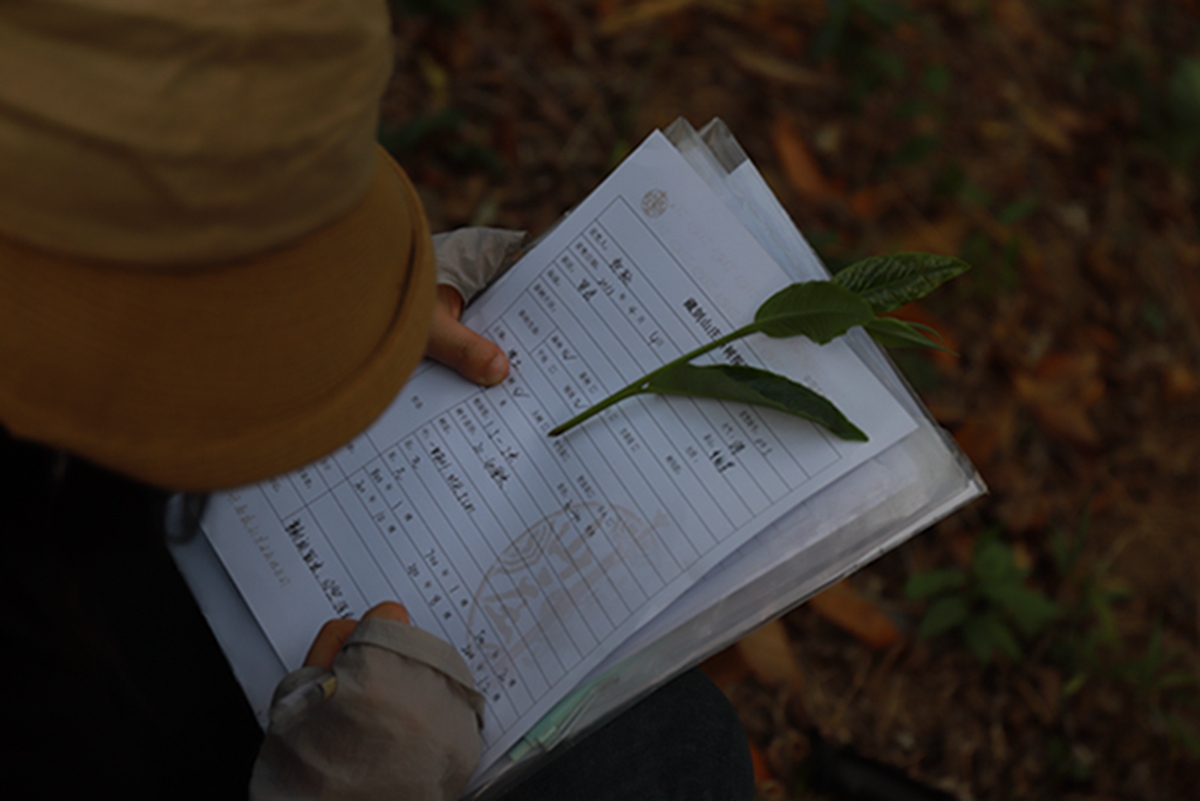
xmin=426 ymin=286 xmax=509 ymax=386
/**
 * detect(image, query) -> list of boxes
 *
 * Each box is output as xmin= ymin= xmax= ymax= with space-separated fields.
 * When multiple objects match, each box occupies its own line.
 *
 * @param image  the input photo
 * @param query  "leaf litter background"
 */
xmin=381 ymin=2 xmax=1200 ymax=798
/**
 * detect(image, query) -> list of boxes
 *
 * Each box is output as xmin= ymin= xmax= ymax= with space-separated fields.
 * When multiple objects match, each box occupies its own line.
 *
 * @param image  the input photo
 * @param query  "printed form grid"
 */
xmin=233 ymin=195 xmax=848 ymax=753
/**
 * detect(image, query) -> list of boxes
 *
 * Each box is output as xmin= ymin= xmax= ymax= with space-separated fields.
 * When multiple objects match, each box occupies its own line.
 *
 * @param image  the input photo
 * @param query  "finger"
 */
xmin=302 ymin=602 xmax=411 ymax=670
xmin=303 ymin=617 xmax=358 ymax=669
xmin=427 ymin=286 xmax=509 ymax=386
xmin=363 ymin=600 xmax=411 ymax=624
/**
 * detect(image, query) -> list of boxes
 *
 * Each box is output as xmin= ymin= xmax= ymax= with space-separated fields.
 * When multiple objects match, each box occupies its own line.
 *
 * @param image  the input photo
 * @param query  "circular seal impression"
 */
xmin=641 ymin=188 xmax=668 ymax=218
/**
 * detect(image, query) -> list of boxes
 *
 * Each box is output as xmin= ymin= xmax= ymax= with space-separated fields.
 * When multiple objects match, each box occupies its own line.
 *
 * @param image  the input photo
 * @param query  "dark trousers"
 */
xmin=489 ymin=669 xmax=754 ymax=801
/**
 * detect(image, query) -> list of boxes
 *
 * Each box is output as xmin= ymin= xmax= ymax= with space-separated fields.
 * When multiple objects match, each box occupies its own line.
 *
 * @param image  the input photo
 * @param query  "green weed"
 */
xmin=811 ymin=0 xmax=914 ymax=103
xmin=1048 ymin=512 xmax=1200 ymax=762
xmin=906 ymin=528 xmax=1059 ymax=663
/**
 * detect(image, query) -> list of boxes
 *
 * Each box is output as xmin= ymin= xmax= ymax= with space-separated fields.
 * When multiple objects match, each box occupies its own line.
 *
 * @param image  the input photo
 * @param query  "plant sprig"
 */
xmin=905 ymin=528 xmax=1060 ymax=664
xmin=547 ymin=252 xmax=969 ymax=439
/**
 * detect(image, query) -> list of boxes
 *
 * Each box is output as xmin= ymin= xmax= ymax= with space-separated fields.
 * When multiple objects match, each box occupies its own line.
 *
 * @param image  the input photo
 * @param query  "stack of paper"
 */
xmin=172 ymin=119 xmax=984 ymax=796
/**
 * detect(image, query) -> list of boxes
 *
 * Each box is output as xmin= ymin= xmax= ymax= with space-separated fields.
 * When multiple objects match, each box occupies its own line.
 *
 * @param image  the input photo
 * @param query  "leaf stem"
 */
xmin=547 ymin=323 xmax=758 ymax=435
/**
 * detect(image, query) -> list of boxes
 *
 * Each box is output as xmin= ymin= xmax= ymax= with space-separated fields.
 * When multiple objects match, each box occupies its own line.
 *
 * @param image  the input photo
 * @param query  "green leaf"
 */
xmin=853 ymin=0 xmax=912 ymax=27
xmin=549 ymin=249 xmax=969 ymax=439
xmin=865 ymin=317 xmax=956 ymax=353
xmin=1168 ymin=57 xmax=1200 ymax=128
xmin=898 ymin=319 xmax=944 ymax=338
xmin=1091 ymin=588 xmax=1122 ymax=646
xmin=972 ymin=539 xmax=1024 ymax=594
xmin=889 ymin=134 xmax=940 ymax=167
xmin=997 ymin=196 xmax=1041 ymax=225
xmin=1062 ymin=673 xmax=1088 ymax=697
xmin=989 ymin=584 xmax=1059 ymax=637
xmin=1159 ymin=670 xmax=1199 ymax=691
xmin=646 ymin=364 xmax=868 ymax=441
xmin=918 ymin=596 xmax=970 ymax=638
xmin=962 ymin=616 xmax=995 ymax=662
xmin=922 ymin=64 xmax=951 ymax=96
xmin=990 ymin=620 xmax=1023 ymax=660
xmin=963 ymin=613 xmax=1022 ymax=663
xmin=904 ymin=568 xmax=967 ymax=600
xmin=1119 ymin=621 xmax=1176 ymax=694
xmin=832 ymin=253 xmax=970 ymax=314
xmin=752 ymin=281 xmax=874 ymax=343
xmin=810 ymin=0 xmax=851 ymax=60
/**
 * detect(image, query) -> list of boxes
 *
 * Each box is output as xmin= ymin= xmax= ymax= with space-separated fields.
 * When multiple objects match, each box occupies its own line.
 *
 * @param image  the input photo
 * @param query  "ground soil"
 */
xmin=383 ymin=3 xmax=1200 ymax=798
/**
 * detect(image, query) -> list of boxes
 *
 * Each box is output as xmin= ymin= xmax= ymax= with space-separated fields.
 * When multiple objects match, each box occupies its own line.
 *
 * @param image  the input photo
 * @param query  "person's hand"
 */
xmin=304 ymin=601 xmax=411 ymax=669
xmin=425 ymin=227 xmax=526 ymax=387
xmin=253 ymin=600 xmax=483 ymax=800
xmin=425 ymin=285 xmax=509 ymax=386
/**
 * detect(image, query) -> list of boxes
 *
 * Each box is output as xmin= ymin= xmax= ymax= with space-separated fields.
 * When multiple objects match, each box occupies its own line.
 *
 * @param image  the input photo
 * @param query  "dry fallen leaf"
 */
xmin=749 ymin=742 xmax=775 ymax=784
xmin=699 ymin=643 xmax=751 ymax=692
xmin=953 ymin=398 xmax=1017 ymax=469
xmin=1022 ymin=105 xmax=1077 ymax=153
xmin=1002 ymin=84 xmax=1080 ymax=154
xmin=849 ymin=186 xmax=883 ymax=221
xmin=806 ymin=580 xmax=901 ymax=651
xmin=993 ymin=0 xmax=1042 ymax=43
xmin=730 ymin=49 xmax=829 ymax=88
xmin=736 ymin=618 xmax=805 ymax=691
xmin=898 ymin=215 xmax=969 ymax=261
xmin=593 ymin=0 xmax=620 ymax=19
xmin=1013 ymin=350 xmax=1104 ymax=447
xmin=946 ymin=528 xmax=978 ymax=570
xmin=1086 ymin=324 xmax=1120 ymax=355
xmin=1011 ymin=541 xmax=1033 ymax=571
xmin=771 ymin=115 xmax=839 ymax=202
xmin=1164 ymin=363 xmax=1199 ymax=401
xmin=598 ymin=0 xmax=695 ymax=35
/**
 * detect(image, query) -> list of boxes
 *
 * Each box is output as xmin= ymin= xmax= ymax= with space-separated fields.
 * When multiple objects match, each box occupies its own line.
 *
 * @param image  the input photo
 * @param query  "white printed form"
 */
xmin=202 ymin=132 xmax=917 ymax=769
